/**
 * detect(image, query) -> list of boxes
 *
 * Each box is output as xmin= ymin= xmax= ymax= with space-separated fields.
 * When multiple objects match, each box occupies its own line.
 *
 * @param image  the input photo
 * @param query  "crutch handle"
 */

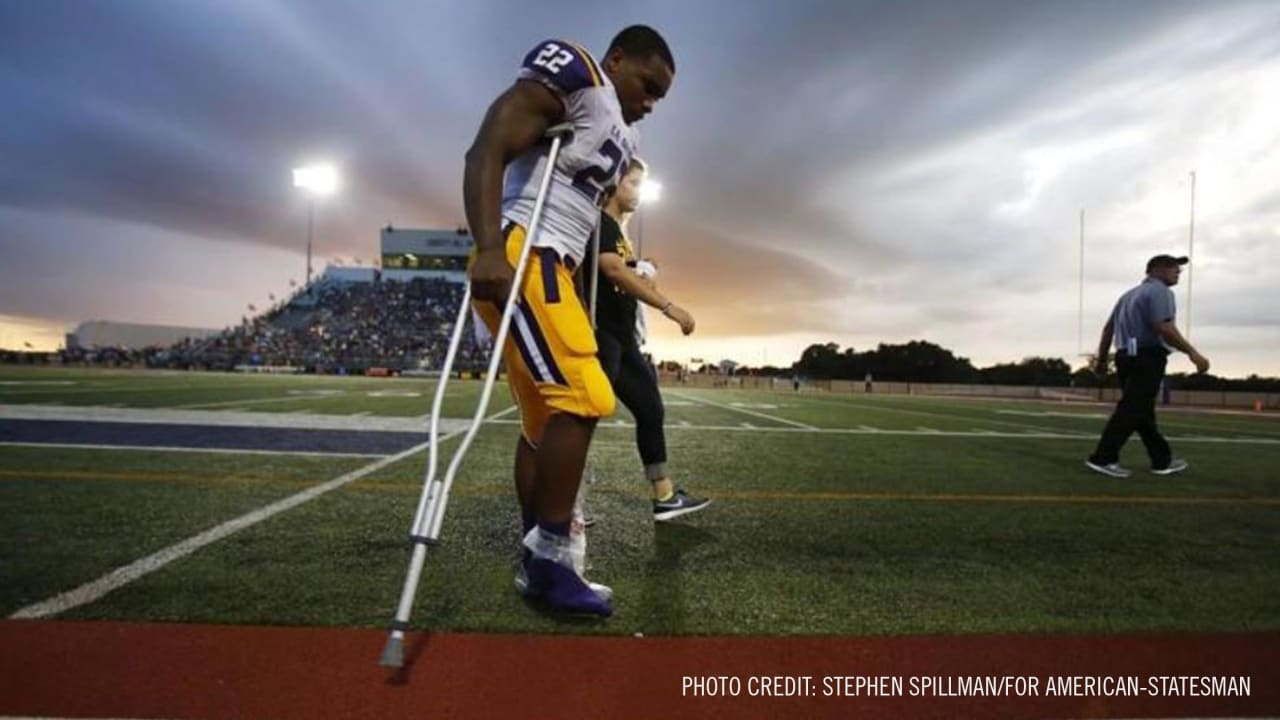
xmin=544 ymin=122 xmax=574 ymax=142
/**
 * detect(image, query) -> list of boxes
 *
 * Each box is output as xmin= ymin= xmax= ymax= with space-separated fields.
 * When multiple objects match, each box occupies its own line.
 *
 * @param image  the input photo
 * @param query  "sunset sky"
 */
xmin=2 ymin=0 xmax=1278 ymax=375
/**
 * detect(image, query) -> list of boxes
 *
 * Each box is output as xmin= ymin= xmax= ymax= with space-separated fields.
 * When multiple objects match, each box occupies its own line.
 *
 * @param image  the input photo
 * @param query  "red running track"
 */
xmin=0 ymin=621 xmax=1276 ymax=719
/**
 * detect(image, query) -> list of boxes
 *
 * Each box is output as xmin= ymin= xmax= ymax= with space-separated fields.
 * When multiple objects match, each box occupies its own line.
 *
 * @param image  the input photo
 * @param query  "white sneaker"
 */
xmin=1151 ymin=458 xmax=1189 ymax=475
xmin=1084 ymin=460 xmax=1132 ymax=478
xmin=515 ymin=563 xmax=613 ymax=602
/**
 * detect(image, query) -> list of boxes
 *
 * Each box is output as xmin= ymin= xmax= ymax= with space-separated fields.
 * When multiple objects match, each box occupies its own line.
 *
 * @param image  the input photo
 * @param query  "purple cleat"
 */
xmin=525 ymin=557 xmax=613 ymax=617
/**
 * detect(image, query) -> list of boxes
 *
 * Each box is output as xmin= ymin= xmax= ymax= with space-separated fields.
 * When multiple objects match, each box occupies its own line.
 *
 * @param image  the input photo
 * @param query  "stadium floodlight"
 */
xmin=292 ymin=164 xmax=339 ymax=196
xmin=292 ymin=163 xmax=340 ymax=287
xmin=638 ymin=178 xmax=662 ymax=206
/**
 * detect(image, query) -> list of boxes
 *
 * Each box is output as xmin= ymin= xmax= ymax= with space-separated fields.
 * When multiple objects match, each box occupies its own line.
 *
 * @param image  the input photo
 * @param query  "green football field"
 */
xmin=1 ymin=365 xmax=1277 ymax=636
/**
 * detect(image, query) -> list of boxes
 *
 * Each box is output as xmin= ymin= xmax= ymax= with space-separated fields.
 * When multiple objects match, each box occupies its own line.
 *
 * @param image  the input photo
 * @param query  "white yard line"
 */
xmin=175 ymin=394 xmax=339 ymax=409
xmin=0 ymin=404 xmax=453 ymax=433
xmin=997 ymin=409 xmax=1108 ymax=419
xmin=7 ymin=406 xmax=516 ymax=620
xmin=666 ymin=390 xmax=818 ymax=430
xmin=488 ymin=418 xmax=1278 ymax=444
xmin=0 ymin=442 xmax=384 ymax=458
xmin=0 ymin=382 xmax=269 ymax=396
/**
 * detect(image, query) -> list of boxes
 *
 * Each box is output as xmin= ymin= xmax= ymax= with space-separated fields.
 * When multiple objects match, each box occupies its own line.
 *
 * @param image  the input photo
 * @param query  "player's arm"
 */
xmin=1094 ymin=318 xmax=1114 ymax=374
xmin=1155 ymin=321 xmax=1210 ymax=373
xmin=598 ymin=252 xmax=694 ymax=335
xmin=1146 ymin=287 xmax=1209 ymax=373
xmin=1094 ymin=301 xmax=1117 ymax=375
xmin=463 ymin=80 xmax=564 ymax=302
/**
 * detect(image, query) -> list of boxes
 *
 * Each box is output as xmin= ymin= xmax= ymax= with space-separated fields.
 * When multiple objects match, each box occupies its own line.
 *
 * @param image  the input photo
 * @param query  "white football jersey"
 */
xmin=502 ymin=39 xmax=639 ymax=267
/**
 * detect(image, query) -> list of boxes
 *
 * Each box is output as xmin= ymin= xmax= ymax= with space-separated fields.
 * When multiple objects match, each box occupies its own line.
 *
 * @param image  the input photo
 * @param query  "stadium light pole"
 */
xmin=292 ymin=163 xmax=340 ymax=288
xmin=1078 ymin=208 xmax=1085 ymax=360
xmin=1187 ymin=170 xmax=1196 ymax=341
xmin=636 ymin=178 xmax=662 ymax=257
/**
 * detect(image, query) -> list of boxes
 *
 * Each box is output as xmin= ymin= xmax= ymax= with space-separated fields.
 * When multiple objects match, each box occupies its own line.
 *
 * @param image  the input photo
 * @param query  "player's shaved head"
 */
xmin=607 ymin=25 xmax=674 ymax=72
xmin=603 ymin=27 xmax=674 ymax=124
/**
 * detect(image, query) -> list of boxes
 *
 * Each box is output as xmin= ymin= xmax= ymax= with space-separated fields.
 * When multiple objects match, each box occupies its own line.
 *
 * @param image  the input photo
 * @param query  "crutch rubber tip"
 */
xmin=379 ymin=635 xmax=404 ymax=668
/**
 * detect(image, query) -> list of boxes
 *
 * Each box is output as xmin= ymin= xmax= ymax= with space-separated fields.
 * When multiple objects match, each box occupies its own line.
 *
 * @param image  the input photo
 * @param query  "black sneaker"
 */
xmin=653 ymin=488 xmax=711 ymax=522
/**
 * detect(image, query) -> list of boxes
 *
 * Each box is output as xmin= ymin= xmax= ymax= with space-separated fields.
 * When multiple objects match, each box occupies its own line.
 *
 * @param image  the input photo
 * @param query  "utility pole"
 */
xmin=1187 ymin=170 xmax=1196 ymax=341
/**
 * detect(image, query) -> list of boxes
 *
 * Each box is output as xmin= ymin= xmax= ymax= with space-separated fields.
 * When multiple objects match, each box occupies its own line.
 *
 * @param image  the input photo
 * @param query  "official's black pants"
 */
xmin=595 ymin=329 xmax=666 ymax=467
xmin=1089 ymin=349 xmax=1172 ymax=468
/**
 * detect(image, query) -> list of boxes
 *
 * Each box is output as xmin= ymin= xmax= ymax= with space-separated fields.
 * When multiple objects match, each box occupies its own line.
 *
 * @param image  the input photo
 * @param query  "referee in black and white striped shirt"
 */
xmin=1085 ymin=254 xmax=1210 ymax=478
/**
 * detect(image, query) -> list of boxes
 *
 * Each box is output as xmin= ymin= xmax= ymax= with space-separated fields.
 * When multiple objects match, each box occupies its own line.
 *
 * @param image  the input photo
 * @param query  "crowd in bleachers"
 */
xmin=51 ymin=277 xmax=489 ymax=374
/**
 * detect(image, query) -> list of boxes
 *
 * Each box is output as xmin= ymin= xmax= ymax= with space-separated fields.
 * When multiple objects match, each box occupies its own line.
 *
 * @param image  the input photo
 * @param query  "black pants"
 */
xmin=1089 ymin=349 xmax=1172 ymax=468
xmin=595 ymin=330 xmax=666 ymax=467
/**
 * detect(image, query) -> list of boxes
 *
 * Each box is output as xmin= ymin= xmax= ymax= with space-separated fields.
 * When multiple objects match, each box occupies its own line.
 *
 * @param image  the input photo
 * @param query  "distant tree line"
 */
xmin=778 ymin=341 xmax=1280 ymax=392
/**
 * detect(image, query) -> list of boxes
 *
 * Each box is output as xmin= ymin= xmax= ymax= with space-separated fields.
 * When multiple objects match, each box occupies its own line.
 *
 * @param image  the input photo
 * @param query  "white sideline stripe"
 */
xmin=7 ymin=406 xmax=517 ymax=620
xmin=0 ymin=403 xmax=459 ymax=433
xmin=666 ymin=390 xmax=818 ymax=430
xmin=998 ymin=409 xmax=1108 ymax=419
xmin=176 ymin=394 xmax=336 ymax=409
xmin=0 ymin=382 xmax=270 ymax=396
xmin=489 ymin=418 xmax=1280 ymax=444
xmin=0 ymin=442 xmax=385 ymax=459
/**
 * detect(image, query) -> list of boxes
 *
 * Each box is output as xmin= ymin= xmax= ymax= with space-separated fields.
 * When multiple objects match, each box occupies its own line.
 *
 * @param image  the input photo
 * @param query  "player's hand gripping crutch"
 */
xmin=380 ymin=122 xmax=574 ymax=668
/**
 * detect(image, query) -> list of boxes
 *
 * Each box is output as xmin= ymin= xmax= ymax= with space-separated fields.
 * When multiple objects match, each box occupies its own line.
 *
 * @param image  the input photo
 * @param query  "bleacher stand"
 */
xmin=62 ymin=277 xmax=486 ymax=375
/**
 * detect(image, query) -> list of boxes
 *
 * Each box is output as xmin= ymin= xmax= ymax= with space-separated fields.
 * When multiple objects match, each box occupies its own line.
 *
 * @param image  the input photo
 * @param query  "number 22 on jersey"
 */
xmin=532 ymin=43 xmax=574 ymax=74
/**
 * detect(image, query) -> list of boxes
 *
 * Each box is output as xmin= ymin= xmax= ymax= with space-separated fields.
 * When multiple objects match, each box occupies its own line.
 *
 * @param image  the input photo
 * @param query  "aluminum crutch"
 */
xmin=380 ymin=122 xmax=574 ymax=667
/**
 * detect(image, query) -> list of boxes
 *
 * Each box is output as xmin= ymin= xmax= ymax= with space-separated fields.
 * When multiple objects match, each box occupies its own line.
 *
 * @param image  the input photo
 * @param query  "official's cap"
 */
xmin=1146 ymin=254 xmax=1189 ymax=272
